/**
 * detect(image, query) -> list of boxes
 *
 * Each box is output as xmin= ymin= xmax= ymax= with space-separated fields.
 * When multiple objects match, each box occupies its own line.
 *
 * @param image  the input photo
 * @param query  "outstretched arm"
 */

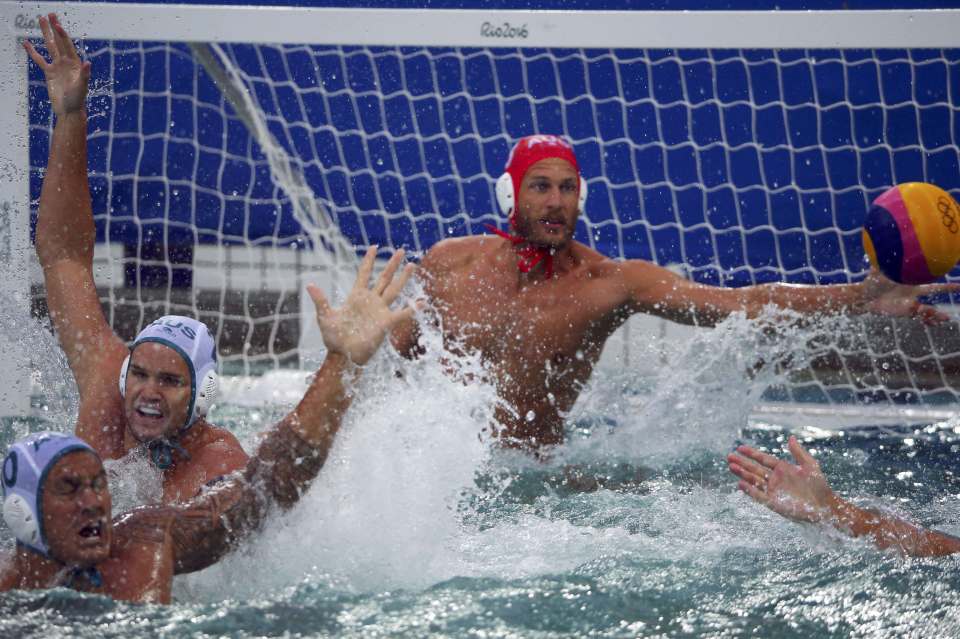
xmin=728 ymin=436 xmax=960 ymax=557
xmin=163 ymin=247 xmax=416 ymax=574
xmin=27 ymin=15 xmax=128 ymax=440
xmin=622 ymin=259 xmax=959 ymax=328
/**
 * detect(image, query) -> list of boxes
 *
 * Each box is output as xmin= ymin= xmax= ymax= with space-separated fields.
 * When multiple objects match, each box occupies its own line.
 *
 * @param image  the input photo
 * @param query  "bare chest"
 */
xmin=435 ymin=268 xmax=617 ymax=373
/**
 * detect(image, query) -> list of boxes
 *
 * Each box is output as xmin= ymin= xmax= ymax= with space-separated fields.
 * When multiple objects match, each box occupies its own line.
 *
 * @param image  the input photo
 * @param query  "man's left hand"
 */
xmin=856 ymin=269 xmax=960 ymax=324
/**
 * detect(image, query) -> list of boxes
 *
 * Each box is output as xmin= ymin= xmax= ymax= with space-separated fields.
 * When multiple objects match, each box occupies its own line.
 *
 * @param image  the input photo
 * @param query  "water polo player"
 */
xmin=1 ymin=244 xmax=417 ymax=602
xmin=26 ymin=14 xmax=247 ymax=501
xmin=119 ymin=316 xmax=235 ymax=473
xmin=391 ymin=134 xmax=960 ymax=450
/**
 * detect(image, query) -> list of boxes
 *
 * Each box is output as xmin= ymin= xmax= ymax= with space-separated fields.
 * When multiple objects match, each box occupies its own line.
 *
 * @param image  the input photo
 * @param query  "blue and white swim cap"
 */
xmin=119 ymin=315 xmax=219 ymax=433
xmin=2 ymin=432 xmax=97 ymax=556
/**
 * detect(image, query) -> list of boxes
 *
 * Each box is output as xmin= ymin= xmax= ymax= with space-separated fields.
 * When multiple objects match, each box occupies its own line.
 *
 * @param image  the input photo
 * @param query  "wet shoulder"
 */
xmin=197 ymin=422 xmax=246 ymax=454
xmin=186 ymin=423 xmax=250 ymax=479
xmin=421 ymin=235 xmax=501 ymax=275
xmin=570 ymin=242 xmax=623 ymax=280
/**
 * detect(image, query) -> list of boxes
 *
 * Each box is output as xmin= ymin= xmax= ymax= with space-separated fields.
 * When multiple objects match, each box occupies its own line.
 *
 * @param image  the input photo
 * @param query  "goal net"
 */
xmin=4 ymin=4 xmax=960 ymax=409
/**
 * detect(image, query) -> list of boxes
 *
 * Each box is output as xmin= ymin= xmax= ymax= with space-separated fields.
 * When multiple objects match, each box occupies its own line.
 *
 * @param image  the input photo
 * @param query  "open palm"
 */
xmin=24 ymin=14 xmax=90 ymax=116
xmin=728 ymin=436 xmax=837 ymax=524
xmin=307 ymin=246 xmax=416 ymax=365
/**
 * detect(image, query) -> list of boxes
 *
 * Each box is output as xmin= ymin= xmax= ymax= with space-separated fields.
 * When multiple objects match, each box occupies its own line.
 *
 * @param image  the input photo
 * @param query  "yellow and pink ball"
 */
xmin=862 ymin=182 xmax=960 ymax=285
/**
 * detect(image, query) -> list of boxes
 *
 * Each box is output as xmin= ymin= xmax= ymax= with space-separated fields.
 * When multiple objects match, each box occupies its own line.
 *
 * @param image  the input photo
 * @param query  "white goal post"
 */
xmin=2 ymin=3 xmax=960 ymax=416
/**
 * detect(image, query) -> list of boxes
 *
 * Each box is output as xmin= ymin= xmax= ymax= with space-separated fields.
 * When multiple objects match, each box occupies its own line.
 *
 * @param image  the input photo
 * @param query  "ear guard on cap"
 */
xmin=119 ymin=354 xmax=130 ymax=398
xmin=2 ymin=492 xmax=40 ymax=549
xmin=495 ymin=172 xmax=588 ymax=217
xmin=192 ymin=364 xmax=219 ymax=421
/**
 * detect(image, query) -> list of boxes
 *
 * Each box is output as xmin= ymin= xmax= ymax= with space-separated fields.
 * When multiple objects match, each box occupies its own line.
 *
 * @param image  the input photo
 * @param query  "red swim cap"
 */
xmin=504 ymin=135 xmax=580 ymax=204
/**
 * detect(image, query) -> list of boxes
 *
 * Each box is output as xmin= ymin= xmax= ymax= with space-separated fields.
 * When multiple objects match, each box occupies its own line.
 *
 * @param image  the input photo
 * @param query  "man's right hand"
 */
xmin=307 ymin=246 xmax=417 ymax=366
xmin=24 ymin=14 xmax=90 ymax=117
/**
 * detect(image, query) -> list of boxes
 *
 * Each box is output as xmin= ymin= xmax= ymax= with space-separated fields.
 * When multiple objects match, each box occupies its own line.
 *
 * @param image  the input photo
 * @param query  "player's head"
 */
xmin=119 ymin=316 xmax=219 ymax=446
xmin=2 ymin=432 xmax=111 ymax=566
xmin=496 ymin=135 xmax=587 ymax=248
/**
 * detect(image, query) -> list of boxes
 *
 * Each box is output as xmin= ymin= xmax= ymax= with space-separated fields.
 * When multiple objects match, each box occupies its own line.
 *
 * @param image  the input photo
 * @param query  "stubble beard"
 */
xmin=514 ymin=214 xmax=575 ymax=251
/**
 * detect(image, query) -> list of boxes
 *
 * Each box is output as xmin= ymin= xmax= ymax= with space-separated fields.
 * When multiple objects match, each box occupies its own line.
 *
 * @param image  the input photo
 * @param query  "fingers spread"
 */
xmin=738 ymin=480 xmax=769 ymax=505
xmin=354 ymin=245 xmax=378 ymax=293
xmin=23 ymin=40 xmax=48 ymax=69
xmin=788 ymin=436 xmax=818 ymax=469
xmin=383 ymin=263 xmax=415 ymax=304
xmin=728 ymin=457 xmax=766 ymax=489
xmin=39 ymin=15 xmax=58 ymax=60
xmin=51 ymin=14 xmax=79 ymax=60
xmin=306 ymin=283 xmax=331 ymax=318
xmin=375 ymin=249 xmax=405 ymax=295
xmin=734 ymin=444 xmax=780 ymax=470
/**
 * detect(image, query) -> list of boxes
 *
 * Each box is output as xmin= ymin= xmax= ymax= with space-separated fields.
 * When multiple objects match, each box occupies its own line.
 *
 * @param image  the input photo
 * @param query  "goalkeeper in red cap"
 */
xmin=392 ymin=134 xmax=958 ymax=451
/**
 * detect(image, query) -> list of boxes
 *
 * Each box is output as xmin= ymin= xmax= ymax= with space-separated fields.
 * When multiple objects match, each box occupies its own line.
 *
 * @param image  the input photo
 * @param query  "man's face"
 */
xmin=514 ymin=157 xmax=580 ymax=248
xmin=123 ymin=342 xmax=192 ymax=442
xmin=42 ymin=451 xmax=112 ymax=566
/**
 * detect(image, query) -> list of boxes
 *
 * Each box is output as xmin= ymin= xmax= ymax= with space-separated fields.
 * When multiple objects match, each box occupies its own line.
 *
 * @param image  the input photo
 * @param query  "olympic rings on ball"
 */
xmin=862 ymin=182 xmax=960 ymax=285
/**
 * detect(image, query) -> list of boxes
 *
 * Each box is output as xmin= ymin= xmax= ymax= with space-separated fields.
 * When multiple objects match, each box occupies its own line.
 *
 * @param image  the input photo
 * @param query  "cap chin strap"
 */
xmin=119 ymin=350 xmax=216 ymax=470
xmin=491 ymin=169 xmax=585 ymax=279
xmin=17 ymin=542 xmax=104 ymax=589
xmin=64 ymin=565 xmax=103 ymax=589
xmin=146 ymin=438 xmax=192 ymax=471
xmin=485 ymin=224 xmax=555 ymax=279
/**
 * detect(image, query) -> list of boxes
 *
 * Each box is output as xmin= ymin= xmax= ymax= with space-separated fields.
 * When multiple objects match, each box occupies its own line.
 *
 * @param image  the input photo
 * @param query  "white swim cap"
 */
xmin=119 ymin=315 xmax=219 ymax=432
xmin=2 ymin=432 xmax=97 ymax=556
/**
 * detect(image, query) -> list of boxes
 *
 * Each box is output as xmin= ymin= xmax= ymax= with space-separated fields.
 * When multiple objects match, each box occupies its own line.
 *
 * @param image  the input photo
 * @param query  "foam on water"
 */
xmin=179 ymin=321 xmax=500 ymax=598
xmin=8 ymin=304 xmax=960 ymax=636
xmin=176 ymin=308 xmax=851 ymax=600
xmin=554 ymin=308 xmax=838 ymax=464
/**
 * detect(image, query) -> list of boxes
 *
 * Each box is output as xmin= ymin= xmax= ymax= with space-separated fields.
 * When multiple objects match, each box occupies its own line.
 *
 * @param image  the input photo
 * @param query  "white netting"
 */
xmin=26 ymin=38 xmax=960 ymax=401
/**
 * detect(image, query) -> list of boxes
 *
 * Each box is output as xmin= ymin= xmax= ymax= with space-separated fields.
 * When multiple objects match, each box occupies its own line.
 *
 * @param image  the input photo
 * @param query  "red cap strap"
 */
xmin=485 ymin=224 xmax=554 ymax=279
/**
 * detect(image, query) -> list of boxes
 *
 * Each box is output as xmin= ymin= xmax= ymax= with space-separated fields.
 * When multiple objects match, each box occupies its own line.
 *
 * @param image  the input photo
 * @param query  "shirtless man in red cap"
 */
xmin=392 ymin=134 xmax=958 ymax=450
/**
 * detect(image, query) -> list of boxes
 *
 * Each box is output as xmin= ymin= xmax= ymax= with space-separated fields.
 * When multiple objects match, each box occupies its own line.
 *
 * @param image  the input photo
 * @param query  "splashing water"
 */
xmin=6 ymin=307 xmax=960 ymax=637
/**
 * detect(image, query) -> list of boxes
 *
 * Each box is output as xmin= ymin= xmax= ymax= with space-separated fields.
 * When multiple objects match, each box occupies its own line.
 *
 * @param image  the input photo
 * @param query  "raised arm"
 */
xmin=27 ymin=16 xmax=127 ymax=404
xmin=728 ymin=436 xmax=960 ymax=557
xmin=162 ymin=247 xmax=415 ymax=574
xmin=622 ymin=257 xmax=958 ymax=327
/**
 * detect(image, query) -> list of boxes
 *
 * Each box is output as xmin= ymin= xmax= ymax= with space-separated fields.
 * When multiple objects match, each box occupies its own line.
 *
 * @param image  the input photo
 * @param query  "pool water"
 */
xmin=3 ymin=313 xmax=960 ymax=638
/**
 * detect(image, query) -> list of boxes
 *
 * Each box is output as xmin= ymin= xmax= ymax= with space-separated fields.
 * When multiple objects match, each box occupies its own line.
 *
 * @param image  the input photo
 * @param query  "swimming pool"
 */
xmin=3 ymin=315 xmax=960 ymax=638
